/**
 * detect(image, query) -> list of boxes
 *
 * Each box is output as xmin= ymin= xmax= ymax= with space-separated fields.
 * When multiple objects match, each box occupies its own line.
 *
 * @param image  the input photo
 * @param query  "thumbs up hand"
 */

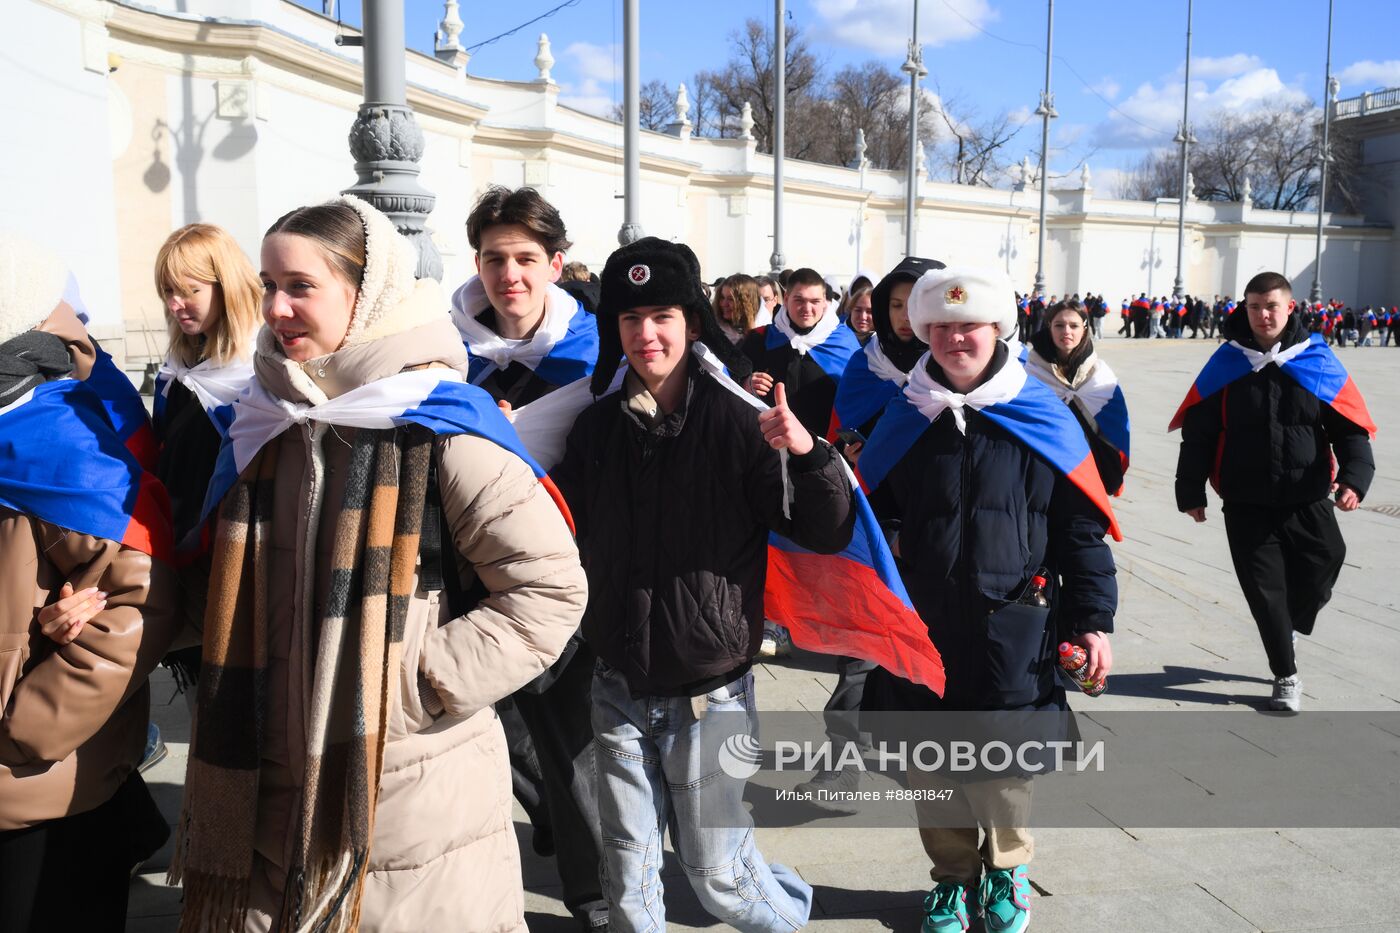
xmin=757 ymin=382 xmax=814 ymax=456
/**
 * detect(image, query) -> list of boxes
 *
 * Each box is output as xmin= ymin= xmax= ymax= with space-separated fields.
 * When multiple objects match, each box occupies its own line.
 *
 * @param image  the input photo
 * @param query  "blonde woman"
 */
xmin=152 ymin=224 xmax=261 ymax=690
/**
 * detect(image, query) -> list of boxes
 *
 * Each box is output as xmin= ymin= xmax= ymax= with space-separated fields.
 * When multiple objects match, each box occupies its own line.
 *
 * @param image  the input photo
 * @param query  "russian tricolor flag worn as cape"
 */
xmin=0 ymin=379 xmax=172 ymax=560
xmin=512 ymin=343 xmax=946 ymax=695
xmin=199 ymin=368 xmax=572 ymax=536
xmin=858 ymin=349 xmax=1123 ymax=542
xmin=1025 ymin=351 xmax=1131 ymax=492
xmin=154 ymin=356 xmax=255 ymax=440
xmin=762 ymin=305 xmax=862 ymax=380
xmin=1168 ymin=332 xmax=1376 ymax=438
xmin=87 ymin=346 xmax=159 ymax=470
xmin=827 ymin=339 xmax=910 ymax=441
xmin=451 ymin=278 xmax=599 ymax=390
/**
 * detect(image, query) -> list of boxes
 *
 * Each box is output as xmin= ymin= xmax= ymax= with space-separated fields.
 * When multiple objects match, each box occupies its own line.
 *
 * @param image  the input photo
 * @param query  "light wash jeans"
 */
xmin=591 ymin=661 xmax=813 ymax=933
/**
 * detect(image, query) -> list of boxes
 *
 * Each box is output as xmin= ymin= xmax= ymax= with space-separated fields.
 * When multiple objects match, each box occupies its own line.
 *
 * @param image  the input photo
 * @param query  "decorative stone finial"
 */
xmin=853 ymin=128 xmax=868 ymax=170
xmin=675 ymin=83 xmax=690 ymax=125
xmin=1242 ymin=176 xmax=1253 ymax=204
xmin=1186 ymin=171 xmax=1197 ymax=201
xmin=740 ymin=101 xmax=754 ymax=140
xmin=1021 ymin=155 xmax=1036 ymax=188
xmin=434 ymin=1 xmax=468 ymax=69
xmin=915 ymin=139 xmax=927 ymax=177
xmin=1081 ymin=162 xmax=1092 ymax=188
xmin=534 ymin=33 xmax=555 ymax=83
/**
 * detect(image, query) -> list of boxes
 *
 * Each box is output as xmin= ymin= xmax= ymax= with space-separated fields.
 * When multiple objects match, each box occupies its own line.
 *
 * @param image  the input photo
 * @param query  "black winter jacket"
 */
xmin=154 ymin=378 xmax=223 ymax=543
xmin=739 ymin=327 xmax=841 ymax=437
xmin=553 ymin=363 xmax=855 ymax=696
xmin=866 ymin=349 xmax=1117 ymax=712
xmin=1175 ymin=312 xmax=1375 ymax=512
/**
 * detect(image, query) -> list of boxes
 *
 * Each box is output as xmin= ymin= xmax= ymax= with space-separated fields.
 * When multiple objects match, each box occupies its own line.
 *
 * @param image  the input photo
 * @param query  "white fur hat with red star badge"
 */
xmin=906 ymin=266 xmax=1018 ymax=344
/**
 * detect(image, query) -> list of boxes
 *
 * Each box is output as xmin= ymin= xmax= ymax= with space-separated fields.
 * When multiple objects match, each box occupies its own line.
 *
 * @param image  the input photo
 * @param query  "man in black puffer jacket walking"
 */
xmin=1173 ymin=271 xmax=1376 ymax=712
xmin=554 ymin=237 xmax=854 ymax=933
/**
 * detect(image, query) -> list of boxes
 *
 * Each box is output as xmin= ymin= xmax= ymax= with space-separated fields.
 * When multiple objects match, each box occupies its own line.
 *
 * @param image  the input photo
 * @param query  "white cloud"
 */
xmin=1092 ymin=65 xmax=1311 ymax=149
xmin=810 ymin=0 xmax=997 ymax=56
xmin=1336 ymin=59 xmax=1400 ymax=92
xmin=1188 ymin=54 xmax=1262 ymax=80
xmin=1085 ymin=77 xmax=1120 ymax=101
xmin=558 ymin=42 xmax=618 ymax=118
xmin=562 ymin=41 xmax=617 ymax=84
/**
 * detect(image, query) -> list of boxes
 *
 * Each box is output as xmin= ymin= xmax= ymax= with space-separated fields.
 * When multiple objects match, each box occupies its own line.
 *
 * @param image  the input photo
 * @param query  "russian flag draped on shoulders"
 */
xmin=154 ymin=355 xmax=255 ymax=439
xmin=450 ymin=277 xmax=598 ymax=389
xmin=200 ymin=367 xmax=572 ymax=535
xmin=859 ymin=348 xmax=1123 ymax=542
xmin=86 ymin=346 xmax=159 ymax=469
xmin=0 ymin=378 xmax=172 ymax=560
xmin=763 ymin=303 xmax=862 ymax=380
xmin=1024 ymin=350 xmax=1131 ymax=486
xmin=827 ymin=338 xmax=909 ymax=441
xmin=512 ymin=342 xmax=946 ymax=695
xmin=1169 ymin=332 xmax=1377 ymax=437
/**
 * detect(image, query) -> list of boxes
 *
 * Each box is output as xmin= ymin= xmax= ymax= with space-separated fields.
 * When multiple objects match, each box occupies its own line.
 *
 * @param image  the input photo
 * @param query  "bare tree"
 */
xmin=927 ymin=87 xmax=1026 ymax=186
xmin=1112 ymin=99 xmax=1360 ymax=211
xmin=611 ymin=79 xmax=673 ymax=132
xmin=705 ymin=19 xmax=824 ymax=157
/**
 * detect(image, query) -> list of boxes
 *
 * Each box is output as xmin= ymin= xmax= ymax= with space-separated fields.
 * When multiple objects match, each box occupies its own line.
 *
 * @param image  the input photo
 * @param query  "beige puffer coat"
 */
xmin=238 ymin=281 xmax=587 ymax=932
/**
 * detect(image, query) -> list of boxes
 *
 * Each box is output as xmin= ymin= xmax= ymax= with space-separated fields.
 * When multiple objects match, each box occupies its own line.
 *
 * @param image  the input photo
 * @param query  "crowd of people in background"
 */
xmin=0 ymin=181 xmax=1380 ymax=933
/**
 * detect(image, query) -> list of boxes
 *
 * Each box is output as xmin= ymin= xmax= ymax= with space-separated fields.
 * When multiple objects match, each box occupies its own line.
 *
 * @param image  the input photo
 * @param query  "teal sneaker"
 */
xmin=921 ymin=881 xmax=972 ymax=933
xmin=979 ymin=865 xmax=1031 ymax=933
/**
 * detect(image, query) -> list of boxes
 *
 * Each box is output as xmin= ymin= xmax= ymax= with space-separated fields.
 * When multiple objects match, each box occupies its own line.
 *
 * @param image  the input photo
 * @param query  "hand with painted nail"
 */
xmin=38 ymin=583 xmax=107 ymax=645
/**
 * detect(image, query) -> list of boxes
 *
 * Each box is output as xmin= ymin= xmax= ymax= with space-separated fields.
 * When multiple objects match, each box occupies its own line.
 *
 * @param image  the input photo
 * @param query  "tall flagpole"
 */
xmin=1171 ymin=0 xmax=1194 ymax=302
xmin=1032 ymin=0 xmax=1056 ymax=298
xmin=618 ymin=0 xmax=643 ymax=244
xmin=770 ymin=0 xmax=786 ymax=275
xmin=1309 ymin=0 xmax=1336 ymax=305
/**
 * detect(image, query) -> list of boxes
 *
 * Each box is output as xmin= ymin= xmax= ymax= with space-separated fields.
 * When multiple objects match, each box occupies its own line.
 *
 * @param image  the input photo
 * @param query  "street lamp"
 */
xmin=341 ymin=0 xmax=440 ymax=279
xmin=1172 ymin=0 xmax=1194 ymax=303
xmin=770 ymin=0 xmax=786 ymax=275
xmin=1032 ymin=0 xmax=1056 ymax=298
xmin=618 ymin=0 xmax=643 ymax=245
xmin=854 ymin=128 xmax=868 ymax=274
xmin=900 ymin=0 xmax=926 ymax=258
xmin=1310 ymin=0 xmax=1337 ymax=305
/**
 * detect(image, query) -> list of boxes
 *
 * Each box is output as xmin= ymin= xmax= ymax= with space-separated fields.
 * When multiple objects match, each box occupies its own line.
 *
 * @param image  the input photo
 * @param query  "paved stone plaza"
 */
xmin=128 ymin=335 xmax=1400 ymax=932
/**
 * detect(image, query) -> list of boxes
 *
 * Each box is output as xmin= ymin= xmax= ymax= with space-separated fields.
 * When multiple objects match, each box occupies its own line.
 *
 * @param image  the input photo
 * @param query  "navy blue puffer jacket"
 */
xmin=865 ymin=349 xmax=1118 ymax=712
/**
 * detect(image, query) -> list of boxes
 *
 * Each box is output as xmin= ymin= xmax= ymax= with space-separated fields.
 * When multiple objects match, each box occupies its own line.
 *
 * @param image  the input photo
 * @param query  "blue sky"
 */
xmin=308 ymin=1 xmax=1400 ymax=193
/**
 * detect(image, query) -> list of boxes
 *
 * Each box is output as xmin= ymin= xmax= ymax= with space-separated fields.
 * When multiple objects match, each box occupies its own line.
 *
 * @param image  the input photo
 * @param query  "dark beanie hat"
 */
xmin=871 ymin=255 xmax=945 ymax=371
xmin=592 ymin=237 xmax=749 ymax=395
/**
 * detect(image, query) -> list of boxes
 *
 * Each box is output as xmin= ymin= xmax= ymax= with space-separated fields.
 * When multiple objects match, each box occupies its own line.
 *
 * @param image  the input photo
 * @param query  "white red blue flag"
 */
xmin=0 ymin=379 xmax=172 ymax=559
xmin=762 ymin=306 xmax=862 ymax=380
xmin=827 ymin=339 xmax=909 ymax=441
xmin=1169 ymin=333 xmax=1376 ymax=437
xmin=200 ymin=369 xmax=573 ymax=535
xmin=154 ymin=356 xmax=254 ymax=439
xmin=1025 ymin=353 xmax=1131 ymax=492
xmin=858 ymin=351 xmax=1123 ymax=542
xmin=451 ymin=278 xmax=599 ymax=389
xmin=87 ymin=347 xmax=159 ymax=470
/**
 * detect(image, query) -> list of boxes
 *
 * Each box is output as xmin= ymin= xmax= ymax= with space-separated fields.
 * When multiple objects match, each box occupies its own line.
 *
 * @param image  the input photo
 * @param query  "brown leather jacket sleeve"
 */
xmin=0 ymin=522 xmax=178 ymax=766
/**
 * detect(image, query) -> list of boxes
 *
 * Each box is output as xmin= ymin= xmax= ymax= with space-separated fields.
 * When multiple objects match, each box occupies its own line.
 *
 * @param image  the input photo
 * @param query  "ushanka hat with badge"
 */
xmin=907 ymin=266 xmax=1018 ymax=344
xmin=592 ymin=236 xmax=749 ymax=394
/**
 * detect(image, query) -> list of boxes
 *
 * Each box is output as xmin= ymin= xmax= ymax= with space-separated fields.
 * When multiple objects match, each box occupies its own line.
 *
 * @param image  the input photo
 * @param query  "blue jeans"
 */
xmin=591 ymin=662 xmax=813 ymax=933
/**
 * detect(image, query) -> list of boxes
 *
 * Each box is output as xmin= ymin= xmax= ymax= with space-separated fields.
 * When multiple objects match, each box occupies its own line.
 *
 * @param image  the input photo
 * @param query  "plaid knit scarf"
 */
xmin=171 ymin=424 xmax=432 ymax=933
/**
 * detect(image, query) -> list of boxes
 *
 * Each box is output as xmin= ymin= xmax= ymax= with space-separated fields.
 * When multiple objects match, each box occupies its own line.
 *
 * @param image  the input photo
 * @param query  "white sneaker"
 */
xmin=1268 ymin=674 xmax=1302 ymax=712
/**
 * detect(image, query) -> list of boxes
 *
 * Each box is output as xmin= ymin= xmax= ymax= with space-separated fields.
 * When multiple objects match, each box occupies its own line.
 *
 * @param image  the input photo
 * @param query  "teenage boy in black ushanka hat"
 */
xmin=552 ymin=237 xmax=855 ymax=933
